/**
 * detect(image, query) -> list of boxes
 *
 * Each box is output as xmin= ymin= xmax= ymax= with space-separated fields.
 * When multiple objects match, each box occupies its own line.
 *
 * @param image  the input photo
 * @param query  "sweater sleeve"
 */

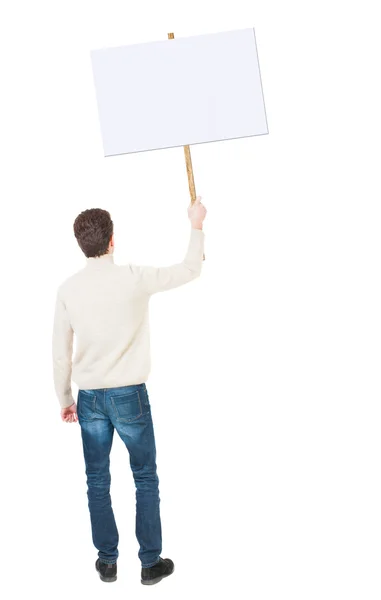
xmin=129 ymin=227 xmax=205 ymax=295
xmin=52 ymin=289 xmax=75 ymax=408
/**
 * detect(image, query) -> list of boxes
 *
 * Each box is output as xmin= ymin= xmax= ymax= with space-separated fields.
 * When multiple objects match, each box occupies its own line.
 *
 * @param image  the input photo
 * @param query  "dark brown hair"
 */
xmin=73 ymin=208 xmax=114 ymax=258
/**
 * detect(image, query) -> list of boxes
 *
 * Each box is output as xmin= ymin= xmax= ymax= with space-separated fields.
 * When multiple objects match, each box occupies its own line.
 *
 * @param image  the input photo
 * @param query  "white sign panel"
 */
xmin=91 ymin=28 xmax=268 ymax=157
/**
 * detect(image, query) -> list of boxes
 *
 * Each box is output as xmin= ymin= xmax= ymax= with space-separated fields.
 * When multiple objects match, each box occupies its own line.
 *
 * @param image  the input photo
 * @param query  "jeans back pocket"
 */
xmin=78 ymin=390 xmax=97 ymax=421
xmin=111 ymin=390 xmax=143 ymax=423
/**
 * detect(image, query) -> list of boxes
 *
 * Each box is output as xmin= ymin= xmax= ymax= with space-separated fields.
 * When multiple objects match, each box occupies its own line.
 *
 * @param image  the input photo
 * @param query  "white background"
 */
xmin=0 ymin=1 xmax=380 ymax=599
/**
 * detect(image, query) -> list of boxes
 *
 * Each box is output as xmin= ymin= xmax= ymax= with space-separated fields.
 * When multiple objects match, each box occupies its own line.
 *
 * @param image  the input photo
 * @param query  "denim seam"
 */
xmin=137 ymin=389 xmax=142 ymax=418
xmin=99 ymin=559 xmax=117 ymax=565
xmin=142 ymin=558 xmax=161 ymax=568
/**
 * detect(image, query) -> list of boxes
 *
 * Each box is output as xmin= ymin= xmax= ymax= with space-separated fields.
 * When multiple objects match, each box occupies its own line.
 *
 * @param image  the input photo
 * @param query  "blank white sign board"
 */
xmin=91 ymin=28 xmax=268 ymax=157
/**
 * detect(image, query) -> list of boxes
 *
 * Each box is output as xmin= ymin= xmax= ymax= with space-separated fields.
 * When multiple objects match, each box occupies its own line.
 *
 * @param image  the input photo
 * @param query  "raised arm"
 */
xmin=130 ymin=196 xmax=207 ymax=295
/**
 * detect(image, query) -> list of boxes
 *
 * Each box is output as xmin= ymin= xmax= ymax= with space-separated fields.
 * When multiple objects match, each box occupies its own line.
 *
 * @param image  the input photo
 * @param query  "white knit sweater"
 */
xmin=52 ymin=227 xmax=205 ymax=408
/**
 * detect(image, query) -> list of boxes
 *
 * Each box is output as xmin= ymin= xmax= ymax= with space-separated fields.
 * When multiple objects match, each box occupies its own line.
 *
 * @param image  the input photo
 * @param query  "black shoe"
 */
xmin=95 ymin=558 xmax=117 ymax=582
xmin=141 ymin=557 xmax=175 ymax=585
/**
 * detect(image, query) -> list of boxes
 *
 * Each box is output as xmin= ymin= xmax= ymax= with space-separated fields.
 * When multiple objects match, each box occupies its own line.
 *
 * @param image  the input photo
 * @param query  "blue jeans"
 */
xmin=77 ymin=383 xmax=162 ymax=568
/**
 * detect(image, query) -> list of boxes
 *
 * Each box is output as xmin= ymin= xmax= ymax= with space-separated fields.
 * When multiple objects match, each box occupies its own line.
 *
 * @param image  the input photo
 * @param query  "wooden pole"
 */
xmin=168 ymin=32 xmax=205 ymax=260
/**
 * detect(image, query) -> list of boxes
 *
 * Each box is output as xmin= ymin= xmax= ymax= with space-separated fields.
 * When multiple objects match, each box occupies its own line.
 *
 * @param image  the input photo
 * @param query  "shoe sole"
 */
xmin=141 ymin=566 xmax=174 ymax=585
xmin=99 ymin=574 xmax=117 ymax=582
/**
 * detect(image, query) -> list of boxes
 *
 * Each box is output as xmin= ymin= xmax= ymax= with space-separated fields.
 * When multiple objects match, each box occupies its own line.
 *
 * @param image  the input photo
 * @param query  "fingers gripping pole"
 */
xmin=168 ymin=32 xmax=205 ymax=260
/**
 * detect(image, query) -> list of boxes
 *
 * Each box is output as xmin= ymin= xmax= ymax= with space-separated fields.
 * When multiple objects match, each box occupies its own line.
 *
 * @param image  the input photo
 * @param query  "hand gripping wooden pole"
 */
xmin=168 ymin=32 xmax=205 ymax=261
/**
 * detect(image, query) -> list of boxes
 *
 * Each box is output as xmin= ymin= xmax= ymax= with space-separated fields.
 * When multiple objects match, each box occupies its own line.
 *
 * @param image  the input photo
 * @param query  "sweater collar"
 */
xmin=86 ymin=253 xmax=114 ymax=267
